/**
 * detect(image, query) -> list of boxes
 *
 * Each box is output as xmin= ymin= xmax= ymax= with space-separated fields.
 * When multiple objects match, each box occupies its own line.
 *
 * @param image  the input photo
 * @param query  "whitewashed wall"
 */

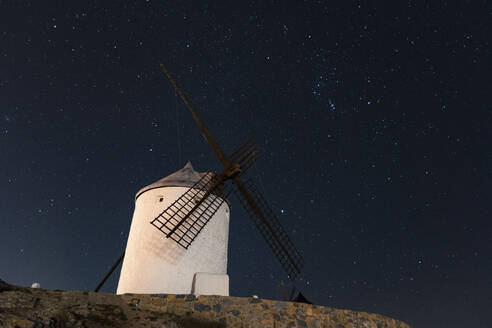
xmin=117 ymin=186 xmax=230 ymax=295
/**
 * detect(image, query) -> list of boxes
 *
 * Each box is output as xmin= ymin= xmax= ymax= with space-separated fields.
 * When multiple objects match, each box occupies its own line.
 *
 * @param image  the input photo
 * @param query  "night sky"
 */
xmin=1 ymin=1 xmax=491 ymax=327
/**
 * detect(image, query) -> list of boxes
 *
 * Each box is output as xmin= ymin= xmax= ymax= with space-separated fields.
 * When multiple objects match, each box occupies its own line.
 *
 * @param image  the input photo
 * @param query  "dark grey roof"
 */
xmin=135 ymin=161 xmax=208 ymax=200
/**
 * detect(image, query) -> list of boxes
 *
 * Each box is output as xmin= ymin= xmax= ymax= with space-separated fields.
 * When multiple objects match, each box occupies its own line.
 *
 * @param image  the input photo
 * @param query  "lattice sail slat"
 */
xmin=229 ymin=139 xmax=257 ymax=174
xmin=150 ymin=172 xmax=231 ymax=249
xmin=234 ymin=179 xmax=304 ymax=280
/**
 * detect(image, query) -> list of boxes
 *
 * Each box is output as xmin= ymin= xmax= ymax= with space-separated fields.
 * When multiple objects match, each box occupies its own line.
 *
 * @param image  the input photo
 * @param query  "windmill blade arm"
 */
xmin=233 ymin=177 xmax=304 ymax=280
xmin=160 ymin=64 xmax=231 ymax=169
xmin=165 ymin=174 xmax=225 ymax=238
xmin=151 ymin=172 xmax=231 ymax=249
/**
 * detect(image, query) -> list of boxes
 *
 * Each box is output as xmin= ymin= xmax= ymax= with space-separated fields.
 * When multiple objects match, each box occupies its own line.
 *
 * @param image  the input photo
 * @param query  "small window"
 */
xmin=157 ymin=196 xmax=164 ymax=202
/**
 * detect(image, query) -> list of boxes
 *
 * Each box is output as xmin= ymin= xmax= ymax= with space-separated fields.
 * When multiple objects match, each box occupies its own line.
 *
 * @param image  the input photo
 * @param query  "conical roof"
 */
xmin=135 ymin=161 xmax=209 ymax=200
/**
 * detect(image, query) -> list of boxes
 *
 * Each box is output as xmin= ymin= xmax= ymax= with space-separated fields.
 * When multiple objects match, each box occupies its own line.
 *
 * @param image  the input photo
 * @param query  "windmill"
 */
xmin=94 ymin=64 xmax=304 ymax=295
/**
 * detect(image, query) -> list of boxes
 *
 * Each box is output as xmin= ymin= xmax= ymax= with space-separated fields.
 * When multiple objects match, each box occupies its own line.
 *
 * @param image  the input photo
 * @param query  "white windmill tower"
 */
xmin=94 ymin=64 xmax=303 ymax=296
xmin=116 ymin=162 xmax=231 ymax=295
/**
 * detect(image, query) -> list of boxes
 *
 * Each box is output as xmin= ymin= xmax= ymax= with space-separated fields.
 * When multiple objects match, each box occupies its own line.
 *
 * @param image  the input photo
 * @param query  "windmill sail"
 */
xmin=151 ymin=172 xmax=231 ymax=249
xmin=234 ymin=178 xmax=304 ymax=280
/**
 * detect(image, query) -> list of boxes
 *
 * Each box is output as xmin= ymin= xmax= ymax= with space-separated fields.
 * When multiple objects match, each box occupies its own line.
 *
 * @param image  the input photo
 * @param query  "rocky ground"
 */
xmin=0 ymin=279 xmax=410 ymax=327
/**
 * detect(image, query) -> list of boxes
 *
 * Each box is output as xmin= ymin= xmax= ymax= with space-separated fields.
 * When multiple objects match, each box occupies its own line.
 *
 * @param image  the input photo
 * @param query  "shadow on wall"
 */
xmin=144 ymin=230 xmax=185 ymax=265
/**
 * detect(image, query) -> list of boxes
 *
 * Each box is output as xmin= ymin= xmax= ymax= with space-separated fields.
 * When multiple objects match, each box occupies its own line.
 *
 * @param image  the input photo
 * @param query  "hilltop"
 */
xmin=0 ymin=279 xmax=410 ymax=327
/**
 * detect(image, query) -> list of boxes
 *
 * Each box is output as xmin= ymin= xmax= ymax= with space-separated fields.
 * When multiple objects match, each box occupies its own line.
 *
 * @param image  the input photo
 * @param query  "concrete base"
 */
xmin=191 ymin=272 xmax=229 ymax=296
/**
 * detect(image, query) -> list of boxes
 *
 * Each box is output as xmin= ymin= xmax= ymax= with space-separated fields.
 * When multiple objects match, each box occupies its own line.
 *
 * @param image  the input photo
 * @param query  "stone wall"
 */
xmin=0 ymin=279 xmax=410 ymax=328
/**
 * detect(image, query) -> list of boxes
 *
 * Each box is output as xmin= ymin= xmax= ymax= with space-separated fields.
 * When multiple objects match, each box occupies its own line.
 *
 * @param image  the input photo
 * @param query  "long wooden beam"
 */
xmin=160 ymin=64 xmax=231 ymax=169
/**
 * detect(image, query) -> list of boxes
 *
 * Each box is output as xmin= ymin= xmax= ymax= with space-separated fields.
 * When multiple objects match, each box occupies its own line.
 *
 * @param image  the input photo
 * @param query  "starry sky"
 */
xmin=1 ymin=1 xmax=491 ymax=327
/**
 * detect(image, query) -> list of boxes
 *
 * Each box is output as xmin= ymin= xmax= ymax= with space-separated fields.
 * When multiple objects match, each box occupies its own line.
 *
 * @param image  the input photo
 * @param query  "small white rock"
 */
xmin=31 ymin=282 xmax=41 ymax=289
xmin=252 ymin=295 xmax=258 ymax=299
